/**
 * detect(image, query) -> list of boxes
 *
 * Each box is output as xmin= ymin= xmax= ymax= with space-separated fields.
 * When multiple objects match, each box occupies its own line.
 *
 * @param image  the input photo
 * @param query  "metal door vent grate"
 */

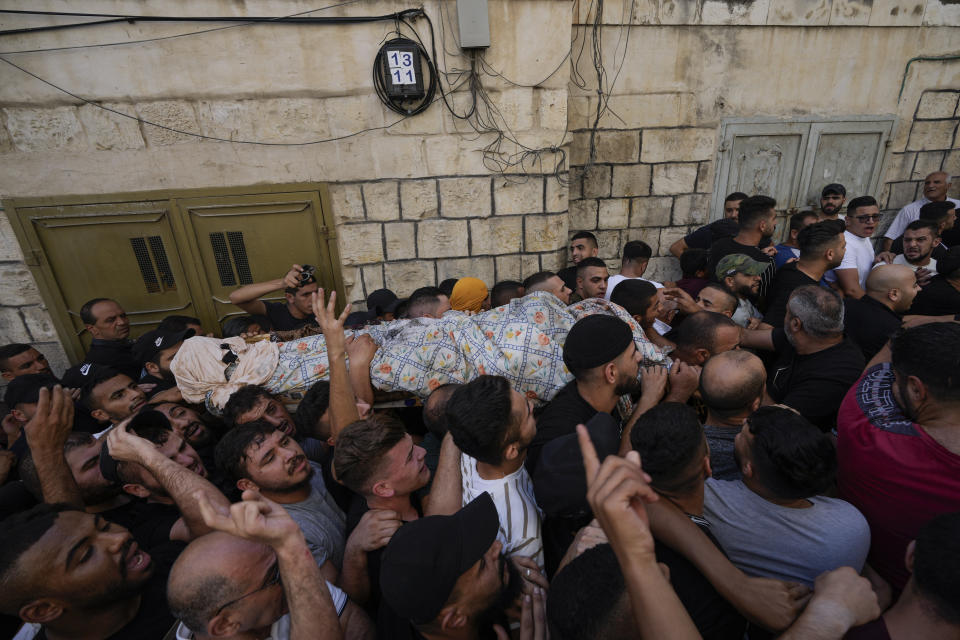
xmin=210 ymin=232 xmax=236 ymax=287
xmin=130 ymin=236 xmax=177 ymax=293
xmin=209 ymin=231 xmax=253 ymax=287
xmin=130 ymin=237 xmax=160 ymax=293
xmin=227 ymin=231 xmax=253 ymax=285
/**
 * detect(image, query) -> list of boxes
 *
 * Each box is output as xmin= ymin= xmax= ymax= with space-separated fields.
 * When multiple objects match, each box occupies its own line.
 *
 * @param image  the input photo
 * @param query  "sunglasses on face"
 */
xmin=853 ymin=214 xmax=880 ymax=222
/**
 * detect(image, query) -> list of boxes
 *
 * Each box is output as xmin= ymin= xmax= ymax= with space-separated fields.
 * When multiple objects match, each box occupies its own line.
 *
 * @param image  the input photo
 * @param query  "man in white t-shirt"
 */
xmin=446 ymin=375 xmax=544 ymax=569
xmin=605 ymin=240 xmax=663 ymax=300
xmin=893 ymin=219 xmax=940 ymax=273
xmin=882 ymin=171 xmax=959 ymax=252
xmin=827 ymin=196 xmax=881 ymax=298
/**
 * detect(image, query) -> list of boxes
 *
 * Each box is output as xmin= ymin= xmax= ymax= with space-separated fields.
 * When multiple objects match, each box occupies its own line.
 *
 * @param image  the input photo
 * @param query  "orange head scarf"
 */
xmin=449 ymin=277 xmax=488 ymax=313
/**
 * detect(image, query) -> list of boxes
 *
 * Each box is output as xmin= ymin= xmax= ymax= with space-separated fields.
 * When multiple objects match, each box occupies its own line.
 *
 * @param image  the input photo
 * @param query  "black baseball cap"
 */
xmin=821 ymin=183 xmax=846 ymax=197
xmin=380 ymin=493 xmax=499 ymax=625
xmin=132 ymin=328 xmax=195 ymax=364
xmin=60 ymin=362 xmax=117 ymax=389
xmin=3 ymin=373 xmax=59 ymax=408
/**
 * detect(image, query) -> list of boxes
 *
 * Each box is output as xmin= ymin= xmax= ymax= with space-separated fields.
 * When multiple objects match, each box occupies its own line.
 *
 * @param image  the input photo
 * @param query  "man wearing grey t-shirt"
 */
xmin=704 ymin=406 xmax=870 ymax=587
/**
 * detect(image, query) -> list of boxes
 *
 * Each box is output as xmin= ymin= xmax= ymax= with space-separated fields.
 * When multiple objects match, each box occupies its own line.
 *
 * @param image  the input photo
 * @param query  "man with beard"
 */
xmin=223 ymin=385 xmax=326 ymax=460
xmin=882 ymin=171 xmax=959 ymax=252
xmin=837 ymin=322 xmax=960 ymax=593
xmin=80 ymin=298 xmax=139 ymax=380
xmin=715 ymin=255 xmax=764 ymax=327
xmin=894 ymin=220 xmax=941 ymax=272
xmin=132 ymin=328 xmax=194 ymax=402
xmin=379 ymin=493 xmax=531 ymax=640
xmin=446 ymin=376 xmax=545 ymax=570
xmin=77 ymin=366 xmax=147 ymax=428
xmin=827 ymin=196 xmax=882 ymax=299
xmin=741 ymin=285 xmax=865 ymax=431
xmin=818 ymin=183 xmax=846 ymax=220
xmin=145 ymin=401 xmax=215 ymax=450
xmin=763 ymin=220 xmax=846 ymax=328
xmin=706 ymin=196 xmax=778 ymax=299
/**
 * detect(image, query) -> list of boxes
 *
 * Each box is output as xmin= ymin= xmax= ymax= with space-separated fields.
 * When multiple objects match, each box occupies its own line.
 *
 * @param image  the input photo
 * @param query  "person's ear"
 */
xmin=603 ymin=361 xmax=617 ymax=385
xmin=906 ymin=375 xmax=928 ymax=407
xmin=703 ymin=455 xmax=713 ymax=479
xmin=236 ymin=478 xmax=259 ymax=493
xmin=750 ymin=396 xmax=762 ymax=412
xmin=503 ymin=441 xmax=520 ymax=462
xmin=10 ymin=408 xmax=27 ymax=423
xmin=631 ymin=313 xmax=645 ymax=325
xmin=933 ymin=236 xmax=942 ymax=247
xmin=20 ymin=599 xmax=64 ymax=624
xmin=371 ymin=480 xmax=395 ymax=499
xmin=208 ymin=612 xmax=242 ymax=638
xmin=694 ymin=348 xmax=710 ymax=365
xmin=123 ymin=483 xmax=151 ymax=499
xmin=905 ymin=540 xmax=916 ymax=573
xmin=741 ymin=459 xmax=754 ymax=478
xmin=789 ymin=316 xmax=803 ymax=334
xmin=90 ymin=408 xmax=110 ymax=423
xmin=439 ymin=605 xmax=468 ymax=631
xmin=285 ymin=292 xmax=295 ymax=304
xmin=85 ymin=323 xmax=99 ymax=338
xmin=1 ymin=371 xmax=14 ymax=382
xmin=144 ymin=361 xmax=160 ymax=377
xmin=888 ymin=288 xmax=901 ymax=304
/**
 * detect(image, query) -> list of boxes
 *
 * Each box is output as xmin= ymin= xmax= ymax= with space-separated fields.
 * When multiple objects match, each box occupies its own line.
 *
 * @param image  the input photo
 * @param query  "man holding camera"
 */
xmin=229 ymin=264 xmax=320 ymax=331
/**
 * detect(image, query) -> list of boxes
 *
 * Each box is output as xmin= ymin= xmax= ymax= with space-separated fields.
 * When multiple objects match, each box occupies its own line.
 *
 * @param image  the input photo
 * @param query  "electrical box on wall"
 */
xmin=456 ymin=0 xmax=490 ymax=48
xmin=380 ymin=40 xmax=425 ymax=99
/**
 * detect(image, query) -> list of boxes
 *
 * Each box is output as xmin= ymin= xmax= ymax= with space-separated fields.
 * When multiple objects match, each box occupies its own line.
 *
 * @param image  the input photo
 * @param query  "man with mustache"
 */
xmin=74 ymin=365 xmax=147 ymax=428
xmin=882 ymin=171 xmax=959 ymax=252
xmin=80 ymin=298 xmax=139 ymax=381
xmin=146 ymin=401 xmax=215 ymax=450
xmin=818 ymin=183 xmax=846 ymax=221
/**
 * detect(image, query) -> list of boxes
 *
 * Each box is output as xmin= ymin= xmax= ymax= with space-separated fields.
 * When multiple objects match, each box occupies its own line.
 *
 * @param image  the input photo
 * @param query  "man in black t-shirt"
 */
xmin=670 ymin=192 xmax=749 ymax=258
xmin=131 ymin=328 xmax=194 ymax=402
xmin=80 ymin=298 xmax=140 ymax=380
xmin=845 ymin=265 xmax=920 ymax=361
xmin=742 ymin=285 xmax=864 ymax=431
xmin=763 ymin=219 xmax=845 ymax=328
xmin=909 ymin=252 xmax=960 ymax=316
xmin=228 ymin=263 xmax=319 ymax=331
xmin=706 ymin=196 xmax=778 ymax=300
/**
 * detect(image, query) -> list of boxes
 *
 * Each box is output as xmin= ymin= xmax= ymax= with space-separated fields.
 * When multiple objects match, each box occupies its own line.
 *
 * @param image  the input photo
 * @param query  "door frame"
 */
xmin=4 ymin=183 xmax=343 ymax=364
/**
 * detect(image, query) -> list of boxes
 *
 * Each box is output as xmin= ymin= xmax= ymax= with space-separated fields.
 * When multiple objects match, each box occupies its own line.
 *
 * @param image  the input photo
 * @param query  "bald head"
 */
xmin=699 ymin=351 xmax=766 ymax=421
xmin=168 ymin=532 xmax=269 ymax=632
xmin=866 ymin=264 xmax=920 ymax=313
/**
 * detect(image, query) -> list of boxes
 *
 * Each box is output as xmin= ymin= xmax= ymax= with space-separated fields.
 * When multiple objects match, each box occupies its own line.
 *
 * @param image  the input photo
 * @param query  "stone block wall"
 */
xmin=331 ymin=176 xmax=569 ymax=302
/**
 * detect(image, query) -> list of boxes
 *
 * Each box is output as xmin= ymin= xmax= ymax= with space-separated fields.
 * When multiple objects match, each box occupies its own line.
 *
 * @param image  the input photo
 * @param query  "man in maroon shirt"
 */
xmin=837 ymin=322 xmax=960 ymax=592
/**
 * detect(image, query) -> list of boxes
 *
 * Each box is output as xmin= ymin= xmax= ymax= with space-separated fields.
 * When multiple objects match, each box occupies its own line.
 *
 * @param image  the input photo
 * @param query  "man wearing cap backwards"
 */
xmin=819 ymin=183 xmax=847 ymax=220
xmin=132 ymin=327 xmax=195 ymax=402
xmin=379 ymin=493 xmax=537 ymax=640
xmin=715 ymin=254 xmax=765 ymax=328
xmin=228 ymin=263 xmax=320 ymax=331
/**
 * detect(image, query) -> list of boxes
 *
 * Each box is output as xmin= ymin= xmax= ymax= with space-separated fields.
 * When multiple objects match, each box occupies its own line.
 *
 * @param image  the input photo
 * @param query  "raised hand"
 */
xmin=282 ymin=264 xmax=305 ymax=289
xmin=311 ymin=289 xmax=352 ymax=352
xmin=195 ymin=488 xmax=301 ymax=549
xmin=23 ymin=386 xmax=75 ymax=453
xmin=105 ymin=417 xmax=157 ymax=464
xmin=665 ymin=360 xmax=701 ymax=403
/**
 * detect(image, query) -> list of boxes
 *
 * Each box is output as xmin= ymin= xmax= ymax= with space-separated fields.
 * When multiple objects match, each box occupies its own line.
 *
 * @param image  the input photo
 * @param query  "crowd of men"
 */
xmin=0 ymin=170 xmax=959 ymax=640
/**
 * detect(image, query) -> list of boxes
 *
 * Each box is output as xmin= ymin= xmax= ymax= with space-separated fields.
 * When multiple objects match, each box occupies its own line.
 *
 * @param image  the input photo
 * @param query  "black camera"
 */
xmin=299 ymin=265 xmax=316 ymax=284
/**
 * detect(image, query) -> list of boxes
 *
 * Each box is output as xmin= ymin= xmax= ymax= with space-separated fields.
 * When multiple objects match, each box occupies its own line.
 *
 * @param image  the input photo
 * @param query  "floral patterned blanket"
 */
xmin=263 ymin=292 xmax=670 ymax=405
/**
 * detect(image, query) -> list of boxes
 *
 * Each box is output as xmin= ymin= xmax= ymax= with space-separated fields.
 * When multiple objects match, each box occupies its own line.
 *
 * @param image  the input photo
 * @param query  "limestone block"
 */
xmin=384 ymin=222 xmax=416 ymax=261
xmin=494 ymin=178 xmax=543 ymax=215
xmin=625 ymin=226 xmax=662 ymax=255
xmin=538 ymin=251 xmax=563 ymax=274
xmin=906 ymin=120 xmax=956 ymax=151
xmin=324 ymin=95 xmax=386 ymax=138
xmin=0 ymin=265 xmax=42 ymax=305
xmin=337 ymin=223 xmax=384 ymax=265
xmin=867 ymin=0 xmax=926 ymax=26
xmin=830 ymin=0 xmax=872 ymax=24
xmin=701 ymin=0 xmax=771 ymax=25
xmin=630 ymin=196 xmax=674 ymax=227
xmin=569 ymin=199 xmax=599 ymax=230
xmin=361 ymin=264 xmax=385 ymax=297
xmin=439 ymin=178 xmax=491 ymax=218
xmin=546 ymin=178 xmax=569 ymax=212
xmin=645 ymin=257 xmax=682 ymax=282
xmin=424 ymin=136 xmax=491 ymax=176
xmin=598 ymin=94 xmax=695 ymax=129
xmin=641 ymin=128 xmax=716 ymax=163
xmin=673 ymin=194 xmax=711 ymax=226
xmin=913 ymin=152 xmax=945 ymax=180
xmin=582 ymin=165 xmax=612 ymax=198
xmin=77 ymin=103 xmax=145 ymax=151
xmin=598 ymin=199 xmax=630 ymax=229
xmin=594 ymin=130 xmax=641 ymax=163
xmin=612 ymin=165 xmax=652 ymax=197
xmin=495 ymin=255 xmax=521 ymax=282
xmin=567 ymin=96 xmax=592 ymax=131
xmin=767 ymin=0 xmax=831 ymax=25
xmin=368 ymin=135 xmax=427 ymax=180
xmin=0 ymin=308 xmax=30 ymax=343
xmin=697 ymin=161 xmax=715 ymax=194
xmin=21 ymin=306 xmax=58 ymax=342
xmin=570 ymin=131 xmax=591 ymax=166
xmin=538 ymin=89 xmax=569 ymax=132
xmin=417 ymin=220 xmax=469 ymax=258
xmin=470 ymin=217 xmax=524 ymax=255
xmin=363 ymin=182 xmax=401 ymax=221
xmin=594 ymin=230 xmax=623 ymax=260
xmin=652 ymin=164 xmax=698 ymax=195
xmin=569 ymin=167 xmax=584 ymax=201
xmin=0 ymin=116 xmax=14 ymax=154
xmin=525 ymin=213 xmax=568 ymax=252
xmin=247 ymin=98 xmax=333 ymax=142
xmin=195 ymin=100 xmax=260 ymax=142
xmin=923 ymin=0 xmax=960 ymax=25
xmin=135 ymin=101 xmax=200 ymax=146
xmin=384 ymin=261 xmax=436 ymax=298
xmin=384 ymin=104 xmax=444 ymax=135
xmin=36 ymin=342 xmax=70 ymax=380
xmin=400 ymin=180 xmax=439 ymax=220
xmin=917 ymin=92 xmax=960 ymax=119
xmin=437 ymin=257 xmax=495 ymax=289
xmin=4 ymin=107 xmax=86 ymax=152
xmin=0 ymin=213 xmax=24 ymax=262
xmin=329 ymin=183 xmax=366 ymax=222
xmin=488 ymin=89 xmax=535 ymax=132
xmin=943 ymin=150 xmax=960 ymax=179
xmin=658 ymin=227 xmax=689 ymax=257
xmin=658 ymin=0 xmax=702 ymax=24
xmin=883 ymin=152 xmax=916 ymax=182
xmin=887 ymin=182 xmax=919 ymax=210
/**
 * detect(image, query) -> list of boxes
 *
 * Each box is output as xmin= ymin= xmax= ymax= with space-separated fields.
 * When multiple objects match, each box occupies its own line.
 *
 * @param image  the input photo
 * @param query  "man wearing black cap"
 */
xmin=228 ymin=263 xmax=320 ymax=331
xmin=379 ymin=493 xmax=526 ymax=639
xmin=819 ymin=183 xmax=846 ymax=220
xmin=72 ymin=365 xmax=147 ymax=428
xmin=133 ymin=327 xmax=194 ymax=401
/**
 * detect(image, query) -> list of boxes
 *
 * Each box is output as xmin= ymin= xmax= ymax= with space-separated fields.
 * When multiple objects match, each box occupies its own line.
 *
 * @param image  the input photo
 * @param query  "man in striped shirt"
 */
xmin=446 ymin=375 xmax=544 ymax=570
